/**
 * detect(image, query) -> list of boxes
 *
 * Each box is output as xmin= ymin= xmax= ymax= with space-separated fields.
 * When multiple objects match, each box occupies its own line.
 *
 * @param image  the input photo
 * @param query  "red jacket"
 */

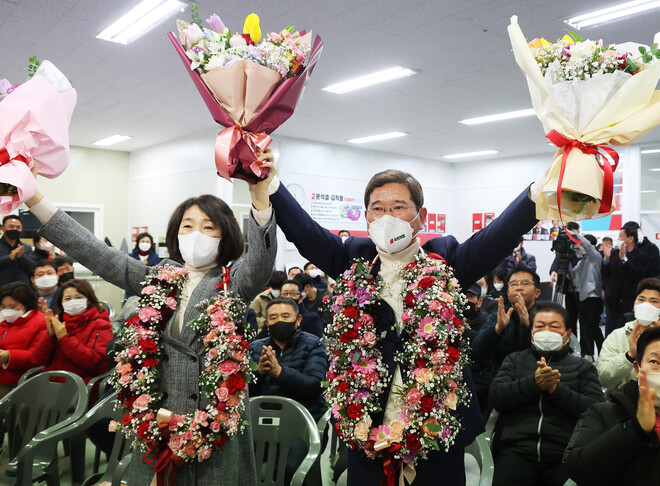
xmin=32 ymin=307 xmax=113 ymax=383
xmin=0 ymin=310 xmax=48 ymax=385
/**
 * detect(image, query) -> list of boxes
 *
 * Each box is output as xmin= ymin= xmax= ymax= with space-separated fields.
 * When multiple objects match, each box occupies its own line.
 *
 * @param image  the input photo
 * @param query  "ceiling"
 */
xmin=3 ymin=0 xmax=660 ymax=162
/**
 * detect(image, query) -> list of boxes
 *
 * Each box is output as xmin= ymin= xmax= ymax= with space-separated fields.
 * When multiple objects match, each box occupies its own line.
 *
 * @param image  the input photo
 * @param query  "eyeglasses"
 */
xmin=508 ymin=280 xmax=534 ymax=288
xmin=366 ymin=205 xmax=416 ymax=218
xmin=280 ymin=292 xmax=300 ymax=298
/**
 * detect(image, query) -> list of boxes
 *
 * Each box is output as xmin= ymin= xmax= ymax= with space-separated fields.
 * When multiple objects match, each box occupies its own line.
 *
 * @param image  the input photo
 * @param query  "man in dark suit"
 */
xmin=249 ymin=156 xmax=539 ymax=486
xmin=0 ymin=215 xmax=36 ymax=286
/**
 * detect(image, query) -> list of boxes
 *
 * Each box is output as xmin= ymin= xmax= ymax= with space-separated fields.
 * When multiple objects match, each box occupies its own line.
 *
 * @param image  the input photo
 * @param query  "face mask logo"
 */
xmin=634 ymin=302 xmax=660 ymax=326
xmin=63 ymin=298 xmax=88 ymax=317
xmin=268 ymin=320 xmax=297 ymax=341
xmin=532 ymin=330 xmax=566 ymax=353
xmin=35 ymin=274 xmax=58 ymax=290
xmin=178 ymin=231 xmax=221 ymax=268
xmin=368 ymin=213 xmax=419 ymax=254
xmin=2 ymin=308 xmax=24 ymax=323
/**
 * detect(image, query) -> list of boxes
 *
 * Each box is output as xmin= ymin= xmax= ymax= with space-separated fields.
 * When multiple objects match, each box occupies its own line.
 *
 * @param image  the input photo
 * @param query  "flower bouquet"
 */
xmin=0 ymin=58 xmax=77 ymax=214
xmin=508 ymin=16 xmax=660 ymax=221
xmin=169 ymin=7 xmax=323 ymax=183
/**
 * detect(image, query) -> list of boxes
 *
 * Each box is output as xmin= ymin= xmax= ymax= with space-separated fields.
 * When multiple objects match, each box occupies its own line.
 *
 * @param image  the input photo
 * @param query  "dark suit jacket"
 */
xmin=270 ymin=182 xmax=537 ymax=483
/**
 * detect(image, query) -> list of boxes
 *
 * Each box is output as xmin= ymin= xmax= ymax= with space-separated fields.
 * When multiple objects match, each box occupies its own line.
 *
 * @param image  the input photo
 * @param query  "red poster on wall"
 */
xmin=437 ymin=214 xmax=446 ymax=233
xmin=428 ymin=213 xmax=437 ymax=233
xmin=131 ymin=227 xmax=139 ymax=243
xmin=472 ymin=213 xmax=483 ymax=232
xmin=484 ymin=212 xmax=495 ymax=226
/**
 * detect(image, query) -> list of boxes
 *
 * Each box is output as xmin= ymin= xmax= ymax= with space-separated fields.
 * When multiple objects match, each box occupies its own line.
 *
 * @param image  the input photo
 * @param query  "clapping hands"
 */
xmin=535 ymin=357 xmax=561 ymax=394
xmin=44 ymin=308 xmax=66 ymax=339
xmin=257 ymin=345 xmax=282 ymax=378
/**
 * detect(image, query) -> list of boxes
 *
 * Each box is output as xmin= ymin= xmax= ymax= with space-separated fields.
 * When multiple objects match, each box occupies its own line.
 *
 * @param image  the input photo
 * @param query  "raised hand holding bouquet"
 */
xmin=169 ymin=7 xmax=322 ymax=183
xmin=509 ymin=16 xmax=660 ymax=223
xmin=0 ymin=58 xmax=76 ymax=213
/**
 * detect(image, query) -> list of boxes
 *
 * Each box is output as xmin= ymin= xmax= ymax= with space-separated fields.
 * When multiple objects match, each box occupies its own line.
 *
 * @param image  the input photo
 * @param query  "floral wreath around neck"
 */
xmin=109 ymin=265 xmax=255 ymax=469
xmin=323 ymin=253 xmax=470 ymax=467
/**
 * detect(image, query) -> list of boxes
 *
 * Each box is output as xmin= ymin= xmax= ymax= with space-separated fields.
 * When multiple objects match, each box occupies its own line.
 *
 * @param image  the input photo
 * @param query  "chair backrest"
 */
xmin=249 ymin=396 xmax=321 ymax=486
xmin=16 ymin=366 xmax=45 ymax=386
xmin=99 ymin=300 xmax=115 ymax=320
xmin=464 ymin=433 xmax=495 ymax=486
xmin=1 ymin=370 xmax=88 ymax=461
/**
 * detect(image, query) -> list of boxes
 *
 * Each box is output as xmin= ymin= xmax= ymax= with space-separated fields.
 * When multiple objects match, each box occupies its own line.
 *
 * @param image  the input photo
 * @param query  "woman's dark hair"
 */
xmin=134 ymin=232 xmax=154 ymax=251
xmin=56 ymin=279 xmax=103 ymax=315
xmin=0 ymin=282 xmax=38 ymax=311
xmin=636 ymin=327 xmax=660 ymax=363
xmin=165 ymin=195 xmax=244 ymax=267
xmin=364 ymin=170 xmax=424 ymax=211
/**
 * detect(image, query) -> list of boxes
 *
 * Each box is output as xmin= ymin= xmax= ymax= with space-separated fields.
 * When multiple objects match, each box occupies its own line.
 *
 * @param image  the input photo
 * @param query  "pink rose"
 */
xmin=363 ymin=332 xmax=377 ymax=347
xmin=219 ymin=360 xmax=240 ymax=376
xmin=166 ymin=297 xmax=177 ymax=310
xmin=210 ymin=421 xmax=221 ymax=433
xmin=168 ymin=434 xmax=183 ymax=451
xmin=198 ymin=447 xmax=212 ymax=462
xmin=133 ymin=394 xmax=152 ymax=412
xmin=119 ymin=374 xmax=131 ymax=385
xmin=144 ymin=412 xmax=155 ymax=421
xmin=267 ymin=32 xmax=282 ymax=42
xmin=206 ymin=304 xmax=218 ymax=314
xmin=446 ymin=392 xmax=458 ymax=410
xmin=169 ymin=414 xmax=186 ymax=431
xmin=428 ymin=300 xmax=441 ymax=312
xmin=406 ymin=388 xmax=422 ymax=405
xmin=136 ymin=372 xmax=146 ymax=380
xmin=430 ymin=349 xmax=445 ymax=364
xmin=138 ymin=306 xmax=161 ymax=323
xmin=215 ymin=386 xmax=230 ymax=402
xmin=219 ymin=321 xmax=236 ymax=334
xmin=128 ymin=346 xmax=140 ymax=357
xmin=108 ymin=420 xmax=119 ymax=432
xmin=401 ymin=311 xmax=411 ymax=323
xmin=142 ymin=285 xmax=156 ymax=295
xmin=440 ymin=306 xmax=455 ymax=321
xmin=182 ymin=430 xmax=194 ymax=441
xmin=182 ymin=442 xmax=196 ymax=458
xmin=194 ymin=410 xmax=209 ymax=426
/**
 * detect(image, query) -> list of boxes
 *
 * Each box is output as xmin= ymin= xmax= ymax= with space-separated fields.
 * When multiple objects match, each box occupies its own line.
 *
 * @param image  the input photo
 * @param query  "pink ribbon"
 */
xmin=214 ymin=126 xmax=272 ymax=183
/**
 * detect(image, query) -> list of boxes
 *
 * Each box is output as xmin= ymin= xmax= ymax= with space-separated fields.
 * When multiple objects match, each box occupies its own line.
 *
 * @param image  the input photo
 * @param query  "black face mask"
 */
xmin=268 ymin=320 xmax=297 ymax=342
xmin=58 ymin=272 xmax=75 ymax=283
xmin=464 ymin=302 xmax=479 ymax=319
xmin=4 ymin=229 xmax=20 ymax=241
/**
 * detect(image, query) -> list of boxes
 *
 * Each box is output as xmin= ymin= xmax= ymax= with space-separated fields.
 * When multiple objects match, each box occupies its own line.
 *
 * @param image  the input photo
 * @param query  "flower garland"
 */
xmin=324 ymin=253 xmax=469 ymax=466
xmin=109 ymin=265 xmax=255 ymax=467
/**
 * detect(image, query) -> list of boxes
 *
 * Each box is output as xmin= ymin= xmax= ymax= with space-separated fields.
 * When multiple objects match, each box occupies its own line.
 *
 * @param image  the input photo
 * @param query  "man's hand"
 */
xmin=602 ymin=244 xmax=612 ymax=260
xmin=248 ymin=148 xmax=277 ymax=211
xmin=627 ymin=322 xmax=643 ymax=360
xmin=535 ymin=357 xmax=561 ymax=394
xmin=513 ymin=293 xmax=530 ymax=328
xmin=45 ymin=309 xmax=66 ymax=339
xmin=37 ymin=297 xmax=48 ymax=315
xmin=9 ymin=246 xmax=23 ymax=260
xmin=619 ymin=240 xmax=627 ymax=261
xmin=494 ymin=296 xmax=514 ymax=335
xmin=0 ymin=349 xmax=9 ymax=366
xmin=636 ymin=369 xmax=657 ymax=433
xmin=257 ymin=346 xmax=282 ymax=378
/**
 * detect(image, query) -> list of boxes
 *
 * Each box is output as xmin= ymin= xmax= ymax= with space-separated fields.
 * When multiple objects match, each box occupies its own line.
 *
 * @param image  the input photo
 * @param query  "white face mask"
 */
xmin=138 ymin=242 xmax=152 ymax=252
xmin=368 ymin=213 xmax=419 ymax=254
xmin=308 ymin=268 xmax=322 ymax=279
xmin=38 ymin=241 xmax=53 ymax=251
xmin=642 ymin=372 xmax=660 ymax=408
xmin=340 ymin=236 xmax=348 ymax=243
xmin=493 ymin=282 xmax=504 ymax=291
xmin=532 ymin=330 xmax=566 ymax=353
xmin=63 ymin=298 xmax=88 ymax=316
xmin=270 ymin=289 xmax=281 ymax=298
xmin=480 ymin=287 xmax=487 ymax=298
xmin=2 ymin=308 xmax=24 ymax=323
xmin=634 ymin=302 xmax=660 ymax=326
xmin=35 ymin=274 xmax=58 ymax=290
xmin=178 ymin=231 xmax=220 ymax=268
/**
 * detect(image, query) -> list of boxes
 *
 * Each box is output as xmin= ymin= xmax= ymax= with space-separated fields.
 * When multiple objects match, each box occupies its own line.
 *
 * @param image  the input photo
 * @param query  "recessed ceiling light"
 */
xmin=641 ymin=190 xmax=657 ymax=193
xmin=93 ymin=135 xmax=133 ymax=147
xmin=442 ymin=150 xmax=499 ymax=160
xmin=346 ymin=132 xmax=408 ymax=144
xmin=641 ymin=149 xmax=660 ymax=154
xmin=459 ymin=109 xmax=536 ymax=125
xmin=323 ymin=67 xmax=416 ymax=94
xmin=565 ymin=0 xmax=660 ymax=30
xmin=97 ymin=0 xmax=187 ymax=45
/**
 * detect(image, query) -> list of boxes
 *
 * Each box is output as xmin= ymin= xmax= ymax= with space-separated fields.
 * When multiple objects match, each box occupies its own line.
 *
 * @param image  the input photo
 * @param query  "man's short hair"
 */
xmin=602 ymin=237 xmax=613 ymax=244
xmin=268 ymin=271 xmax=286 ymax=290
xmin=53 ymin=255 xmax=75 ymax=269
xmin=303 ymin=262 xmax=315 ymax=271
xmin=293 ymin=273 xmax=313 ymax=289
xmin=530 ymin=301 xmax=569 ymax=330
xmin=338 ymin=230 xmax=351 ymax=237
xmin=32 ymin=260 xmax=57 ymax=276
xmin=265 ymin=297 xmax=300 ymax=318
xmin=287 ymin=266 xmax=302 ymax=274
xmin=507 ymin=265 xmax=541 ymax=289
xmin=364 ymin=170 xmax=424 ymax=211
xmin=2 ymin=215 xmax=20 ymax=226
xmin=566 ymin=222 xmax=580 ymax=231
xmin=637 ymin=278 xmax=660 ymax=296
xmin=281 ymin=279 xmax=302 ymax=292
xmin=583 ymin=234 xmax=597 ymax=246
xmin=621 ymin=221 xmax=640 ymax=244
xmin=635 ymin=327 xmax=660 ymax=363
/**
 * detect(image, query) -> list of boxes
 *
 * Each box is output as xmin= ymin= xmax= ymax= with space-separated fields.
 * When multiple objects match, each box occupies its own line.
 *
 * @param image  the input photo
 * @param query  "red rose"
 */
xmin=404 ymin=293 xmax=416 ymax=306
xmin=406 ymin=261 xmax=417 ymax=270
xmin=420 ymin=396 xmax=435 ymax=413
xmin=334 ymin=422 xmax=343 ymax=437
xmin=337 ymin=381 xmax=349 ymax=392
xmin=322 ymin=295 xmax=330 ymax=304
xmin=138 ymin=421 xmax=150 ymax=438
xmin=125 ymin=396 xmax=137 ymax=409
xmin=447 ymin=346 xmax=460 ymax=363
xmin=227 ymin=373 xmax=245 ymax=394
xmin=414 ymin=358 xmax=428 ymax=369
xmin=122 ymin=412 xmax=133 ymax=426
xmin=346 ymin=403 xmax=363 ymax=419
xmin=418 ymin=276 xmax=436 ymax=289
xmin=405 ymin=433 xmax=421 ymax=451
xmin=139 ymin=339 xmax=158 ymax=354
xmin=126 ymin=315 xmax=140 ymax=327
xmin=339 ymin=330 xmax=359 ymax=343
xmin=213 ymin=433 xmax=228 ymax=449
xmin=343 ymin=306 xmax=359 ymax=319
xmin=142 ymin=358 xmax=158 ymax=368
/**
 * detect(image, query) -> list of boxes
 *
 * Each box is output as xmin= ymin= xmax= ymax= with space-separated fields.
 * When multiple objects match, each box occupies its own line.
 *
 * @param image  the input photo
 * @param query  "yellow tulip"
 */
xmin=559 ymin=34 xmax=574 ymax=45
xmin=243 ymin=13 xmax=261 ymax=43
xmin=528 ymin=37 xmax=551 ymax=49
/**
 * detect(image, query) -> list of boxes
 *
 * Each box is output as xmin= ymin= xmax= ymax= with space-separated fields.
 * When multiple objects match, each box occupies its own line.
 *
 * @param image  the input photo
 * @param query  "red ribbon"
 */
xmin=214 ymin=125 xmax=272 ymax=182
xmin=546 ymin=130 xmax=619 ymax=243
xmin=0 ymin=147 xmax=27 ymax=165
xmin=214 ymin=265 xmax=230 ymax=292
xmin=142 ymin=409 xmax=184 ymax=486
xmin=379 ymin=443 xmax=402 ymax=486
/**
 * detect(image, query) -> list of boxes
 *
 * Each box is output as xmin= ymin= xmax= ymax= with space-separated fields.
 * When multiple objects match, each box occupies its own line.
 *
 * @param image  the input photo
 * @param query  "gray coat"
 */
xmin=570 ymin=234 xmax=603 ymax=302
xmin=39 ymin=209 xmax=277 ymax=486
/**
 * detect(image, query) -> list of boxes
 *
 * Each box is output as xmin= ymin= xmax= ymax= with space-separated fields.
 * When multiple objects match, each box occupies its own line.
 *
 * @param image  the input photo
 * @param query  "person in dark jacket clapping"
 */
xmin=489 ymin=301 xmax=604 ymax=486
xmin=564 ymin=326 xmax=660 ymax=486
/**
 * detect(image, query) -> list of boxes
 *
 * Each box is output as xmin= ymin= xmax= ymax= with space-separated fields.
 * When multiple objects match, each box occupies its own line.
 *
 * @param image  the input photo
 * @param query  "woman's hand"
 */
xmin=25 ymin=158 xmax=44 ymax=208
xmin=248 ymin=147 xmax=277 ymax=211
xmin=0 ymin=349 xmax=9 ymax=366
xmin=37 ymin=297 xmax=48 ymax=314
xmin=45 ymin=309 xmax=67 ymax=339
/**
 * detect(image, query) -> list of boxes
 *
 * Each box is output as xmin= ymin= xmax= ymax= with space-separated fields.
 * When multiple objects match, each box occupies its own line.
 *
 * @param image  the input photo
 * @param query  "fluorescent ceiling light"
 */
xmin=459 ymin=109 xmax=536 ymax=125
xmin=323 ymin=67 xmax=416 ymax=94
xmin=93 ymin=135 xmax=133 ymax=147
xmin=346 ymin=132 xmax=408 ymax=144
xmin=650 ymin=167 xmax=660 ymax=171
xmin=565 ymin=0 xmax=660 ymax=29
xmin=97 ymin=0 xmax=187 ymax=45
xmin=442 ymin=150 xmax=499 ymax=160
xmin=641 ymin=149 xmax=660 ymax=154
xmin=641 ymin=190 xmax=657 ymax=193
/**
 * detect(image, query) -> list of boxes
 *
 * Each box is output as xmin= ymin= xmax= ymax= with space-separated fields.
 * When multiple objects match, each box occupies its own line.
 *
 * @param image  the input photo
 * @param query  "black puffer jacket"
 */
xmin=564 ymin=380 xmax=660 ymax=486
xmin=489 ymin=346 xmax=604 ymax=462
